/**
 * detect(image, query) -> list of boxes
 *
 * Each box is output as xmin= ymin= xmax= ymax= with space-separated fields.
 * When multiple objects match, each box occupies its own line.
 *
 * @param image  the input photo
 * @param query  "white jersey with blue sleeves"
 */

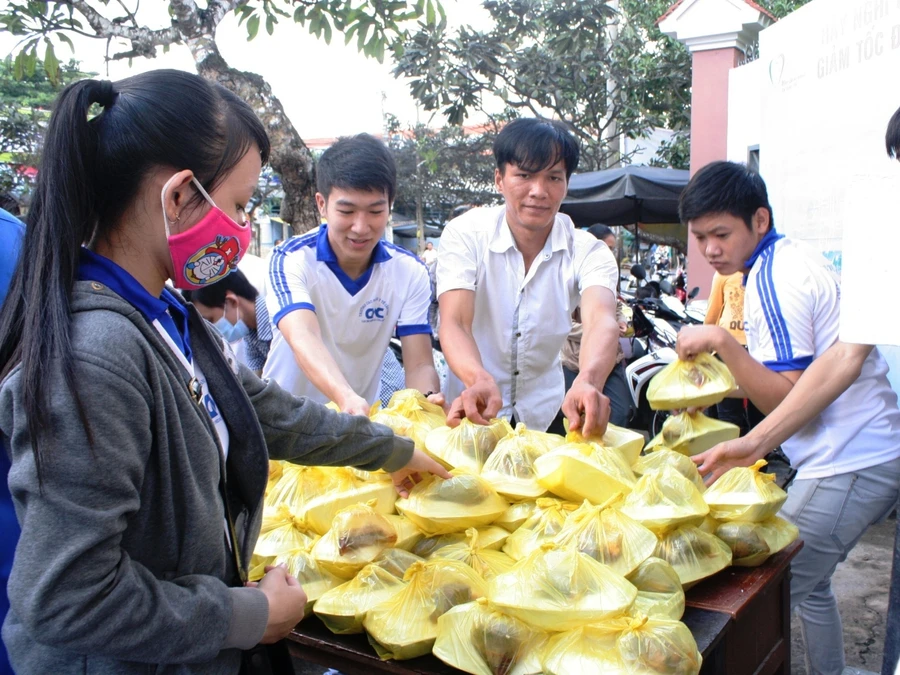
xmin=262 ymin=225 xmax=432 ymax=404
xmin=745 ymin=235 xmax=900 ymax=479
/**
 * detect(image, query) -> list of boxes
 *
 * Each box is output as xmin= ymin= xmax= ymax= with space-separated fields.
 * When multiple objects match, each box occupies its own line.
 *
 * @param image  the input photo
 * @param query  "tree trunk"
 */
xmin=186 ymin=39 xmax=319 ymax=233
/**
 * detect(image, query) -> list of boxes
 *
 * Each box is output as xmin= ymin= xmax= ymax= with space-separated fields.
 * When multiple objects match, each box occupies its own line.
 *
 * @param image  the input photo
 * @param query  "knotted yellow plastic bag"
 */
xmin=502 ymin=498 xmax=579 ymax=562
xmin=632 ymin=448 xmax=707 ymax=493
xmin=248 ymin=553 xmax=275 ymax=583
xmin=620 ymin=465 xmax=709 ymax=533
xmin=553 ymin=498 xmax=658 ymax=577
xmin=369 ymin=548 xmax=425 ymax=578
xmin=411 ymin=532 xmax=469 ymax=558
xmin=476 ymin=526 xmax=510 ymax=551
xmin=488 ymin=543 xmax=638 ymax=632
xmin=371 ymin=389 xmax=446 ymax=449
xmin=540 ymin=621 xmax=629 ymax=674
xmin=295 ymin=467 xmax=398 ymax=535
xmin=311 ymin=501 xmax=398 ymax=579
xmin=715 ymin=516 xmax=799 ymax=567
xmin=425 ymin=418 xmax=512 ymax=472
xmin=703 ymin=459 xmax=788 ymax=522
xmin=646 ymin=353 xmax=736 ymax=411
xmin=494 ymin=501 xmax=538 ymax=533
xmin=272 ymin=548 xmax=342 ymax=616
xmin=534 ymin=441 xmax=636 ymax=505
xmin=314 ymin=563 xmax=407 ymax=634
xmin=654 ymin=525 xmax=732 ymax=586
xmin=383 ymin=514 xmax=424 ymax=552
xmin=264 ymin=464 xmax=341 ymax=514
xmin=364 ymin=559 xmax=488 ymax=660
xmin=626 ymin=557 xmax=685 ymax=621
xmin=254 ymin=505 xmax=319 ymax=557
xmin=433 ymin=598 xmax=548 ymax=675
xmin=395 ymin=471 xmax=509 ymax=535
xmin=432 ymin=528 xmax=517 ymax=580
xmin=645 ymin=411 xmax=740 ymax=457
xmin=617 ymin=615 xmax=702 ymax=675
xmin=481 ymin=424 xmax=558 ymax=501
xmin=564 ymin=424 xmax=646 ymax=467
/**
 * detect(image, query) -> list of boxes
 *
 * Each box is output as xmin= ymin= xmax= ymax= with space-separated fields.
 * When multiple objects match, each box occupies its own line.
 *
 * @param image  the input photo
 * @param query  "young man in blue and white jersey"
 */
xmin=263 ymin=134 xmax=441 ymax=413
xmin=675 ymin=161 xmax=900 ymax=675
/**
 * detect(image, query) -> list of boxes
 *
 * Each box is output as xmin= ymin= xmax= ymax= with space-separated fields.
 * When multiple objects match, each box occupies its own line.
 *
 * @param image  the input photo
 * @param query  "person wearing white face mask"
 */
xmin=184 ymin=269 xmax=273 ymax=376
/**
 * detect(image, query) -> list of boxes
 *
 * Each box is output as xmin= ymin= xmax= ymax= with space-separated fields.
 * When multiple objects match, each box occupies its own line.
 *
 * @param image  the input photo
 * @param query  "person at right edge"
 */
xmin=0 ymin=70 xmax=448 ymax=675
xmin=675 ymin=160 xmax=900 ymax=675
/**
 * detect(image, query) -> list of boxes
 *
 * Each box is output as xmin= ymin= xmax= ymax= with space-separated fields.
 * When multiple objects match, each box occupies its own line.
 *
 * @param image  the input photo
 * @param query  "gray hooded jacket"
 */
xmin=0 ymin=280 xmax=414 ymax=674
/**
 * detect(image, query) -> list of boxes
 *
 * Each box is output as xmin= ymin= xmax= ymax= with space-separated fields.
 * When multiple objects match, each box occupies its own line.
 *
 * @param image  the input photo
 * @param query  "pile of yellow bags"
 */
xmin=255 ymin=383 xmax=806 ymax=673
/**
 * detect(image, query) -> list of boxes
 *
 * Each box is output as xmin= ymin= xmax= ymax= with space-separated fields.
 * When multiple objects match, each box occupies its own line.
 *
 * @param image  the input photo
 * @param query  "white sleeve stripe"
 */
xmin=757 ymin=250 xmax=794 ymax=361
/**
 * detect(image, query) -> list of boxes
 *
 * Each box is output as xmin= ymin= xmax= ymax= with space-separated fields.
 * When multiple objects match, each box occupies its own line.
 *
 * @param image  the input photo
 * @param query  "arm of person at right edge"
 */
xmin=703 ymin=272 xmax=725 ymax=325
xmin=277 ymin=308 xmax=370 ymax=415
xmin=242 ymin=364 xmax=450 ymax=495
xmin=438 ymin=288 xmax=502 ymax=426
xmin=692 ymin=341 xmax=874 ymax=484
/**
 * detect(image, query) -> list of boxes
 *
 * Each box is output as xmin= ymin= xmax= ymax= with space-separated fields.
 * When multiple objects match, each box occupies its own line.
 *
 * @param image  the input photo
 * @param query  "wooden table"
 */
xmin=287 ymin=540 xmax=802 ymax=675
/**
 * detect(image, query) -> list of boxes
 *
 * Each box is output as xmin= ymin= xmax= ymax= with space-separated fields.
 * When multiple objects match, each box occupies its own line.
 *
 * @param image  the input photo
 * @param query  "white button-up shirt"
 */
xmin=436 ymin=205 xmax=618 ymax=431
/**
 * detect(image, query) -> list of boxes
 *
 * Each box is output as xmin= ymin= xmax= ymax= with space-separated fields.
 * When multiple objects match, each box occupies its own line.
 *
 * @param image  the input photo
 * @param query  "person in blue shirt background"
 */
xmin=0 ymin=202 xmax=25 ymax=675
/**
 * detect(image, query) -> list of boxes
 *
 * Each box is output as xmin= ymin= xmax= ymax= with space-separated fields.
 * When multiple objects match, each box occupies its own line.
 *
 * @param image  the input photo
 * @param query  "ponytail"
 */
xmin=0 ymin=80 xmax=116 ymax=478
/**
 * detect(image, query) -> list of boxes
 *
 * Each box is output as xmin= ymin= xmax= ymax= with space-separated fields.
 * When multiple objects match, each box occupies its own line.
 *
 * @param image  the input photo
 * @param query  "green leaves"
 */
xmin=43 ymin=39 xmax=59 ymax=85
xmin=246 ymin=14 xmax=260 ymax=40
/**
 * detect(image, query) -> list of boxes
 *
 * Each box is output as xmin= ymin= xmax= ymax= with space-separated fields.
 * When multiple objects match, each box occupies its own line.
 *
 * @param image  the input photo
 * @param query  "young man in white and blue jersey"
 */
xmin=263 ymin=134 xmax=441 ymax=414
xmin=675 ymin=161 xmax=900 ymax=675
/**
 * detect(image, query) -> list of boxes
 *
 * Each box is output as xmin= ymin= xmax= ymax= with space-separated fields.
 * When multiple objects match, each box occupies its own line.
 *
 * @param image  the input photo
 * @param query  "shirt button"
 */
xmin=514 ymin=370 xmax=520 ymax=376
xmin=543 ymin=253 xmax=550 ymax=260
xmin=515 ymin=332 xmax=521 ymax=338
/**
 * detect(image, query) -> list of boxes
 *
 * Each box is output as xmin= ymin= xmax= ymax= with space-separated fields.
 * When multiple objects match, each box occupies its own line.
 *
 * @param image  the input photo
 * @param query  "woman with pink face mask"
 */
xmin=0 ymin=69 xmax=448 ymax=675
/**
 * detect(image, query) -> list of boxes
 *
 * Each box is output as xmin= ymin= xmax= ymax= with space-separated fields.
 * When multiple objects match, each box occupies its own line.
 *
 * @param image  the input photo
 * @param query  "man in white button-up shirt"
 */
xmin=436 ymin=118 xmax=620 ymax=436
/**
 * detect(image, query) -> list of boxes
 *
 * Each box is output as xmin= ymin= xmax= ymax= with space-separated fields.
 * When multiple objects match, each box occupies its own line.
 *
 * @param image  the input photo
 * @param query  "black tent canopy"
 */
xmin=560 ymin=165 xmax=690 ymax=230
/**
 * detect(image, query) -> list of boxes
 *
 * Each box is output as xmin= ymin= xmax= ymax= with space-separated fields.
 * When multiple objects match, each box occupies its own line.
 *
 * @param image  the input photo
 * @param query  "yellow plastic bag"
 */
xmin=266 ymin=460 xmax=284 ymax=495
xmin=715 ymin=516 xmax=799 ymax=567
xmin=564 ymin=424 xmax=646 ymax=467
xmin=620 ymin=465 xmax=709 ymax=533
xmin=248 ymin=553 xmax=275 ymax=583
xmin=645 ymin=412 xmax=740 ymax=457
xmin=632 ymin=448 xmax=707 ymax=493
xmin=295 ymin=467 xmax=398 ymax=535
xmin=395 ymin=471 xmax=509 ymax=535
xmin=264 ymin=464 xmax=341 ymax=514
xmin=253 ymin=505 xmax=318 ymax=557
xmin=646 ymin=353 xmax=736 ymax=411
xmin=425 ymin=418 xmax=512 ymax=472
xmin=502 ymin=498 xmax=578 ymax=562
xmin=541 ymin=621 xmax=629 ymax=674
xmin=476 ymin=525 xmax=510 ymax=551
xmin=626 ymin=557 xmax=685 ymax=621
xmin=488 ymin=543 xmax=638 ymax=632
xmin=480 ymin=424 xmax=558 ymax=501
xmin=369 ymin=548 xmax=425 ymax=578
xmin=553 ymin=498 xmax=658 ymax=577
xmin=272 ymin=548 xmax=342 ymax=615
xmin=617 ymin=615 xmax=702 ymax=675
xmin=534 ymin=442 xmax=636 ymax=505
xmin=371 ymin=389 xmax=446 ymax=449
xmin=383 ymin=515 xmax=424 ymax=552
xmin=433 ymin=598 xmax=547 ymax=675
xmin=654 ymin=525 xmax=732 ymax=586
xmin=703 ymin=460 xmax=788 ymax=522
xmin=494 ymin=501 xmax=538 ymax=533
xmin=311 ymin=502 xmax=398 ymax=579
xmin=432 ymin=528 xmax=517 ymax=580
xmin=364 ymin=559 xmax=488 ymax=660
xmin=411 ymin=532 xmax=469 ymax=558
xmin=313 ymin=563 xmax=407 ymax=634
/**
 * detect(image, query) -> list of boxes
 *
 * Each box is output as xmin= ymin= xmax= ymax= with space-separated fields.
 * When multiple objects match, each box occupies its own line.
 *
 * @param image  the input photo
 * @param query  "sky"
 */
xmin=0 ymin=0 xmax=492 ymax=139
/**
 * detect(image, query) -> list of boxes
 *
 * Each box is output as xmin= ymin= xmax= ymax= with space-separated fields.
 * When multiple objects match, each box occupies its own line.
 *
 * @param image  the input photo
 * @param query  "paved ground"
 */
xmin=293 ymin=517 xmax=897 ymax=675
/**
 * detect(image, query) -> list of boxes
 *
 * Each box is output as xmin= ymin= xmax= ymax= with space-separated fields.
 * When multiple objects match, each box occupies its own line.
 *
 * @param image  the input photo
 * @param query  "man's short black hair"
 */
xmin=678 ymin=160 xmax=774 ymax=231
xmin=183 ymin=269 xmax=258 ymax=308
xmin=588 ymin=223 xmax=614 ymax=241
xmin=494 ymin=117 xmax=580 ymax=179
xmin=317 ymin=133 xmax=397 ymax=204
xmin=887 ymin=105 xmax=900 ymax=159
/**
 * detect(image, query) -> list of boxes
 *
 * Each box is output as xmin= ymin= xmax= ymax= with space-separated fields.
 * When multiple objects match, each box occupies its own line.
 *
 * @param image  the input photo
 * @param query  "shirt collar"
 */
xmin=315 ymin=223 xmax=392 ymax=265
xmin=744 ymin=228 xmax=784 ymax=270
xmin=489 ymin=208 xmax=572 ymax=255
xmin=78 ymin=248 xmax=170 ymax=323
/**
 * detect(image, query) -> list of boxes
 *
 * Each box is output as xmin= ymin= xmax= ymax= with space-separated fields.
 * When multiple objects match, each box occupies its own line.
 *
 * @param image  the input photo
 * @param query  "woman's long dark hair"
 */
xmin=0 ymin=69 xmax=269 ymax=480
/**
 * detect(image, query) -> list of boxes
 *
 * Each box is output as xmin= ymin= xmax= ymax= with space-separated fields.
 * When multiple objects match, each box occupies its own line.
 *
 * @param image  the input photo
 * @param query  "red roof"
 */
xmin=656 ymin=0 xmax=776 ymax=26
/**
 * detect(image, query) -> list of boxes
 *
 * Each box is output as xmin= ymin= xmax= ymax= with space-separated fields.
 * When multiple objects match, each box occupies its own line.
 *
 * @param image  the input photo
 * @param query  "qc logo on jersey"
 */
xmin=359 ymin=297 xmax=390 ymax=323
